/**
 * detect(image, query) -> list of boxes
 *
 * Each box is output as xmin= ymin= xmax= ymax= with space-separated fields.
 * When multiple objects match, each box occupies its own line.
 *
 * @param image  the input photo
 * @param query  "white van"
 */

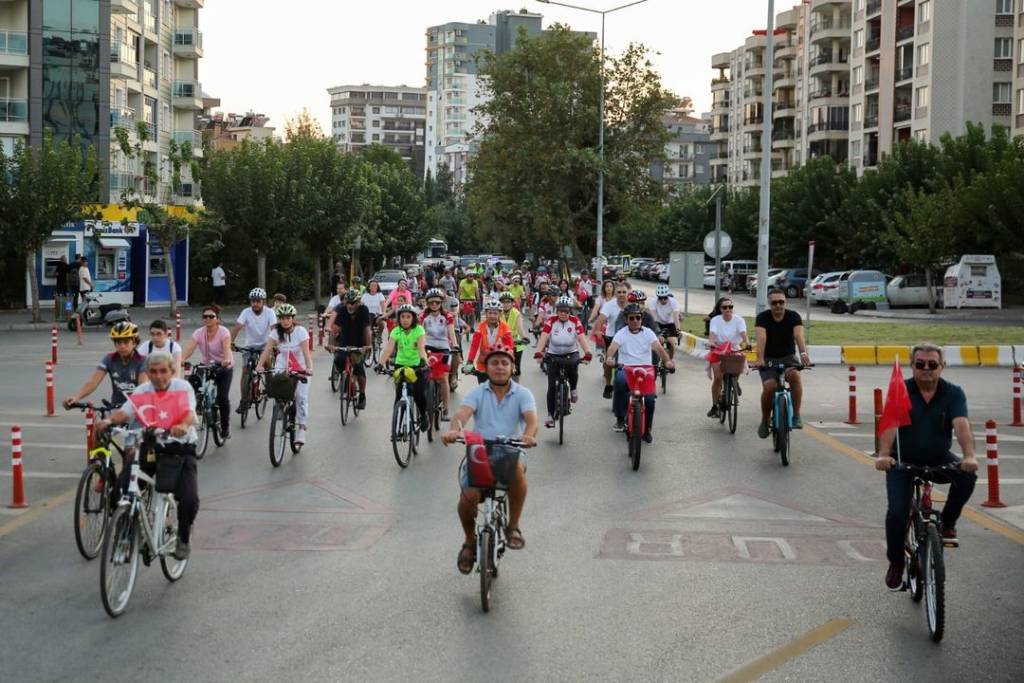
xmin=943 ymin=255 xmax=1001 ymax=309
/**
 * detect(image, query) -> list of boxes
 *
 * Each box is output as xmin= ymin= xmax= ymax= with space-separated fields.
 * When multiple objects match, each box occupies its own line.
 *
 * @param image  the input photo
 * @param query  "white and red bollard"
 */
xmin=845 ymin=365 xmax=860 ymax=425
xmin=308 ymin=315 xmax=315 ymax=351
xmin=175 ymin=311 xmax=182 ymax=342
xmin=45 ymin=362 xmax=55 ymax=417
xmin=85 ymin=405 xmax=95 ymax=455
xmin=10 ymin=425 xmax=27 ymax=508
xmin=318 ymin=316 xmax=325 ymax=348
xmin=51 ymin=325 xmax=58 ymax=365
xmin=981 ymin=419 xmax=1007 ymax=508
xmin=1011 ymin=365 xmax=1022 ymax=427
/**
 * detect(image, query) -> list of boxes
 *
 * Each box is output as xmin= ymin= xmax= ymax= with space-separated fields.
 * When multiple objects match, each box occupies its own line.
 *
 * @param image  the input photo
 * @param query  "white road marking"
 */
xmin=18 ymin=443 xmax=85 ymax=450
xmin=1 ymin=422 xmax=84 ymax=430
xmin=0 ymin=471 xmax=81 ymax=480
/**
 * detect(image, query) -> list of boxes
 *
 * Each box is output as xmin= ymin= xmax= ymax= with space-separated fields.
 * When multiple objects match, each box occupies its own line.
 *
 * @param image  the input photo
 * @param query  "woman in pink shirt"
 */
xmin=388 ymin=279 xmax=414 ymax=310
xmin=182 ymin=304 xmax=234 ymax=438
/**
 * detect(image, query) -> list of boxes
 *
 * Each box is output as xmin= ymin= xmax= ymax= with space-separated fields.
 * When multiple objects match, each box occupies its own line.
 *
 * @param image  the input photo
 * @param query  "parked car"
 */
xmin=808 ymin=271 xmax=845 ymax=305
xmin=703 ymin=265 xmax=717 ymax=289
xmin=372 ymin=269 xmax=409 ymax=295
xmin=720 ymin=260 xmax=759 ymax=290
xmin=747 ymin=268 xmax=786 ymax=295
xmin=629 ymin=258 xmax=655 ymax=276
xmin=656 ymin=263 xmax=671 ymax=282
xmin=887 ymin=274 xmax=944 ymax=308
xmin=403 ymin=263 xmax=422 ymax=277
xmin=774 ymin=267 xmax=822 ymax=299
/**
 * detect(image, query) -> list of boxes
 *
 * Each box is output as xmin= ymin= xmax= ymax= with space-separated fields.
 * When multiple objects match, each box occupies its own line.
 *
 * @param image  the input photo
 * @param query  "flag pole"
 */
xmin=893 ymin=357 xmax=902 ymax=465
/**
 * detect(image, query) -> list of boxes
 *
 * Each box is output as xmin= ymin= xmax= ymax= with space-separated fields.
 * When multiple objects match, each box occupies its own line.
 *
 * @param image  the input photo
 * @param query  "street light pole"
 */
xmin=537 ymin=0 xmax=650 ymax=269
xmin=755 ymin=0 xmax=776 ymax=314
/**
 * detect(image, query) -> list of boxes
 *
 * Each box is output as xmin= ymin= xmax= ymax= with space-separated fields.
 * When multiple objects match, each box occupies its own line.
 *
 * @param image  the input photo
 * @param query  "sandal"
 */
xmin=506 ymin=528 xmax=525 ymax=550
xmin=457 ymin=543 xmax=475 ymax=574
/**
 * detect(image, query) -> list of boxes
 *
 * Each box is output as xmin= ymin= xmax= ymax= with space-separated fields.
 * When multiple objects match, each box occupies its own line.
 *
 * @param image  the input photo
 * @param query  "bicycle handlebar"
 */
xmin=453 ymin=435 xmax=528 ymax=448
xmin=65 ymin=399 xmax=116 ymax=416
xmin=892 ymin=463 xmax=962 ymax=475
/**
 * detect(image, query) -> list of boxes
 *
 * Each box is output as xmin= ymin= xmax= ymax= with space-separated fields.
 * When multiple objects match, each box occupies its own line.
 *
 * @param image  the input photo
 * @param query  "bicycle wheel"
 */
xmin=159 ymin=497 xmax=188 ymax=582
xmin=727 ymin=378 xmax=739 ymax=435
xmin=351 ymin=374 xmax=361 ymax=418
xmin=100 ymin=506 xmax=140 ymax=618
xmin=254 ymin=376 xmax=267 ymax=421
xmin=212 ymin=405 xmax=224 ymax=447
xmin=557 ymin=383 xmax=565 ymax=445
xmin=239 ymin=389 xmax=251 ymax=429
xmin=74 ymin=462 xmax=111 ymax=560
xmin=718 ymin=380 xmax=728 ymax=425
xmin=630 ymin=401 xmax=643 ymax=471
xmin=371 ymin=332 xmax=382 ymax=365
xmin=195 ymin=408 xmax=210 ymax=460
xmin=329 ymin=360 xmax=340 ymax=393
xmin=425 ymin=384 xmax=436 ymax=443
xmin=409 ymin=403 xmax=419 ymax=457
xmin=269 ymin=402 xmax=288 ymax=467
xmin=288 ymin=404 xmax=300 ymax=454
xmin=924 ymin=524 xmax=946 ymax=642
xmin=660 ymin=366 xmax=667 ymax=395
xmin=905 ymin=517 xmax=924 ymax=602
xmin=339 ymin=374 xmax=350 ymax=425
xmin=392 ymin=401 xmax=411 ymax=468
xmin=777 ymin=400 xmax=790 ymax=467
xmin=479 ymin=528 xmax=493 ymax=613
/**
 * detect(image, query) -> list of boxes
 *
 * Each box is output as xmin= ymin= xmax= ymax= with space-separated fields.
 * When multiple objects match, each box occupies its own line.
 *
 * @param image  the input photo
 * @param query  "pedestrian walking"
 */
xmin=211 ymin=261 xmax=227 ymax=304
xmin=67 ymin=255 xmax=81 ymax=310
xmin=78 ymin=256 xmax=93 ymax=300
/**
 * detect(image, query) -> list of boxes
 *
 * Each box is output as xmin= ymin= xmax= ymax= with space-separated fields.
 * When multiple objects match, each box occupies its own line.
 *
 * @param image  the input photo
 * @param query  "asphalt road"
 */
xmin=1 ymin=327 xmax=1022 ymax=682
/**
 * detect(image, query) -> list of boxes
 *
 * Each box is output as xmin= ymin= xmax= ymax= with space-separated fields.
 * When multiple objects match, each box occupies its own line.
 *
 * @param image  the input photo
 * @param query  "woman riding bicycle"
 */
xmin=181 ymin=304 xmax=233 ymax=439
xmin=257 ymin=304 xmax=313 ymax=446
xmin=706 ymin=296 xmax=749 ymax=418
xmin=421 ymin=289 xmax=458 ymax=420
xmin=379 ymin=303 xmax=429 ymax=429
xmin=465 ymin=299 xmax=514 ymax=385
xmin=534 ymin=296 xmax=593 ymax=428
xmin=499 ymin=291 xmax=530 ymax=379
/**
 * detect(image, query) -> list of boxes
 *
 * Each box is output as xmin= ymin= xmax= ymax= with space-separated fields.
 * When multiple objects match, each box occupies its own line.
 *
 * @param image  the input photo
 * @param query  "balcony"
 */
xmin=173 ymin=182 xmax=200 ymax=205
xmin=866 ymin=36 xmax=881 ymax=53
xmin=807 ymin=120 xmax=850 ymax=134
xmin=772 ymin=129 xmax=795 ymax=141
xmin=173 ymin=129 xmax=203 ymax=156
xmin=894 ymin=104 xmax=912 ymax=122
xmin=865 ymin=76 xmax=880 ymax=92
xmin=143 ymin=66 xmax=158 ymax=92
xmin=809 ymin=89 xmax=833 ymax=101
xmin=895 ymin=65 xmax=913 ymax=82
xmin=110 ymin=40 xmax=139 ymax=80
xmin=110 ymin=106 xmax=137 ymax=132
xmin=173 ymin=29 xmax=204 ymax=59
xmin=810 ymin=17 xmax=852 ymax=37
xmin=866 ymin=0 xmax=881 ymax=16
xmin=109 ymin=172 xmax=137 ymax=193
xmin=0 ymin=98 xmax=27 ymax=124
xmin=743 ymin=115 xmax=764 ymax=126
xmin=865 ymin=113 xmax=879 ymax=128
xmin=111 ymin=0 xmax=139 ymax=14
xmin=896 ymin=25 xmax=914 ymax=42
xmin=144 ymin=12 xmax=157 ymax=37
xmin=174 ymin=0 xmax=204 ymax=7
xmin=0 ymin=30 xmax=28 ymax=66
xmin=742 ymin=144 xmax=763 ymax=154
xmin=172 ymin=80 xmax=203 ymax=110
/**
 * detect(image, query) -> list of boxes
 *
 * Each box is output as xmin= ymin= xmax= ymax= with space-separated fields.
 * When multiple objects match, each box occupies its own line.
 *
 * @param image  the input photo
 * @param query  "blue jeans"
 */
xmin=613 ymin=368 xmax=656 ymax=434
xmin=884 ymin=452 xmax=977 ymax=563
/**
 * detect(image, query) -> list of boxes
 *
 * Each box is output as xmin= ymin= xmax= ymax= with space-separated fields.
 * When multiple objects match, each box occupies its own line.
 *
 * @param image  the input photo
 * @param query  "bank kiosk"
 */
xmin=943 ymin=255 xmax=1001 ymax=309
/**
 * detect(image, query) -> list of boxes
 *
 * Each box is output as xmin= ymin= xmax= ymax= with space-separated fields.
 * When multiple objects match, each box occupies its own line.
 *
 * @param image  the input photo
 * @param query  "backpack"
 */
xmin=66 ymin=267 xmax=80 ymax=291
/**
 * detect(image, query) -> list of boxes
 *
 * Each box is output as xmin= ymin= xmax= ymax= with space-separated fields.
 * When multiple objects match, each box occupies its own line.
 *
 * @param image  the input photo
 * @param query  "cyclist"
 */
xmin=576 ymin=270 xmax=595 ymax=328
xmin=612 ymin=290 xmax=657 ymax=334
xmin=458 ymin=272 xmax=481 ymax=326
xmin=465 ymin=299 xmax=514 ymax=385
xmin=230 ymin=288 xmax=277 ymax=414
xmin=379 ymin=303 xmax=430 ymax=429
xmin=361 ymin=278 xmax=388 ymax=336
xmin=421 ymin=288 xmax=458 ymax=419
xmin=507 ymin=274 xmax=526 ymax=309
xmin=605 ymin=303 xmax=675 ymax=443
xmin=63 ymin=321 xmax=148 ymax=410
xmin=182 ymin=304 xmax=234 ymax=439
xmin=592 ymin=282 xmax=631 ymax=399
xmin=875 ymin=343 xmax=978 ymax=589
xmin=650 ymin=285 xmax=682 ymax=358
xmin=322 ymin=280 xmax=348 ymax=330
xmin=534 ymin=296 xmax=593 ymax=428
xmin=329 ymin=290 xmax=372 ymax=409
xmin=443 ymin=340 xmax=538 ymax=574
xmin=137 ymin=319 xmax=182 ymax=376
xmin=441 ymin=269 xmax=457 ymax=296
xmin=96 ymin=350 xmax=198 ymax=561
xmin=706 ymin=296 xmax=749 ymax=418
xmin=499 ymin=291 xmax=530 ymax=379
xmin=257 ymin=304 xmax=313 ymax=446
xmin=754 ymin=288 xmax=810 ymax=437
xmin=532 ymin=286 xmax=559 ymax=332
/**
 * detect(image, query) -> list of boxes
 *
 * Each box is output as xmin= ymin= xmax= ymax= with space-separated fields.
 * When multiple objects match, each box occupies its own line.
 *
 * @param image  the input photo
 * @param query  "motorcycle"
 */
xmin=67 ymin=292 xmax=131 ymax=330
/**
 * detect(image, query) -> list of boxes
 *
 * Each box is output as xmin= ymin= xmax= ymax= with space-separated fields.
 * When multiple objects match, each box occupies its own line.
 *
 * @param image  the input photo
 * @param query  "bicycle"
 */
xmin=425 ymin=351 xmax=450 ymax=442
xmin=544 ymin=354 xmax=583 ymax=445
xmin=185 ymin=363 xmax=224 ymax=459
xmin=717 ymin=351 xmax=747 ymax=435
xmin=389 ymin=366 xmax=421 ymax=468
xmin=620 ymin=364 xmax=660 ymax=471
xmin=460 ymin=301 xmax=477 ymax=343
xmin=369 ymin=320 xmax=384 ymax=367
xmin=896 ymin=463 xmax=961 ymax=643
xmin=763 ymin=361 xmax=812 ymax=467
xmin=235 ymin=346 xmax=268 ymax=428
xmin=655 ymin=335 xmax=671 ymax=395
xmin=455 ymin=432 xmax=527 ymax=613
xmin=334 ymin=346 xmax=365 ymax=426
xmin=99 ymin=426 xmax=189 ymax=617
xmin=265 ymin=370 xmax=308 ymax=467
xmin=67 ymin=401 xmax=120 ymax=560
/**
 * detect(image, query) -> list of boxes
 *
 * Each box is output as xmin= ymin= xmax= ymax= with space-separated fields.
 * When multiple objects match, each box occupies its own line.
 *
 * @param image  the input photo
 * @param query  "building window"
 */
xmin=854 ymin=29 xmax=864 ymax=49
xmin=372 ymin=106 xmax=380 ymax=114
xmin=371 ymin=120 xmax=379 ymax=128
xmin=995 ymin=38 xmax=1012 ymax=58
xmin=916 ymin=85 xmax=929 ymax=107
xmin=853 ymin=66 xmax=863 ymax=84
xmin=996 ymin=0 xmax=1013 ymax=14
xmin=850 ymin=140 xmax=860 ymax=159
xmin=914 ymin=129 xmax=928 ymax=141
xmin=852 ymin=103 xmax=863 ymax=122
xmin=372 ymin=133 xmax=380 ymax=141
xmin=993 ymin=82 xmax=1011 ymax=103
xmin=918 ymin=43 xmax=930 ymax=66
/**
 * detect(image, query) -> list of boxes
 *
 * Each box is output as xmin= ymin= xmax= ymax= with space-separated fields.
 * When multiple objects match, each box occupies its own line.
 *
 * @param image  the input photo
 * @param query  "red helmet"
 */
xmin=483 ymin=339 xmax=516 ymax=364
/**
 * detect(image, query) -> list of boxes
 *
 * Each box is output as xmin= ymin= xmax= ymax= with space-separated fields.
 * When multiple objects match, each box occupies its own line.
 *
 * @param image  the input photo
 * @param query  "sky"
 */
xmin=200 ymin=0 xmax=779 ymax=134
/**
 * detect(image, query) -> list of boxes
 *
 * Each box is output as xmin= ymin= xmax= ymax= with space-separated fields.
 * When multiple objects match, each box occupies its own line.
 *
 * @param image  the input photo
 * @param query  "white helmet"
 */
xmin=555 ymin=295 xmax=574 ymax=309
xmin=655 ymin=285 xmax=670 ymax=298
xmin=483 ymin=298 xmax=502 ymax=312
xmin=248 ymin=287 xmax=267 ymax=301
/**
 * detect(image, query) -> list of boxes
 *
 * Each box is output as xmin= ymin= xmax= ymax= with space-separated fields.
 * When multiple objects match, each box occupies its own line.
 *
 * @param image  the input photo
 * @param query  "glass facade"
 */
xmin=41 ymin=0 xmax=101 ymax=144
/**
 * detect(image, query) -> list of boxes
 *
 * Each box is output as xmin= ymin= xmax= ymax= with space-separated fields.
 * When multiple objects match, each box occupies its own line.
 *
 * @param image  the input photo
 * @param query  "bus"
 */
xmin=426 ymin=239 xmax=448 ymax=259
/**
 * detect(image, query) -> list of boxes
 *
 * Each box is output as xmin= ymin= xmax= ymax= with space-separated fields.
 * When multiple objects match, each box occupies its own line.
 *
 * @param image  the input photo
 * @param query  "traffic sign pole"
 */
xmin=805 ymin=240 xmax=815 ymax=343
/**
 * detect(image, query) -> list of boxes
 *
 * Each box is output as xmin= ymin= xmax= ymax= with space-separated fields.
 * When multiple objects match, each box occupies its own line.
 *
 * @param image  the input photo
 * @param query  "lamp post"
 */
xmin=537 ymin=0 xmax=650 ymax=268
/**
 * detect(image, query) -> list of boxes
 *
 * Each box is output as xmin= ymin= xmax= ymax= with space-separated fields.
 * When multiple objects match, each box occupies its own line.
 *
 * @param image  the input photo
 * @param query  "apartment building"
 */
xmin=1016 ymin=0 xmax=1024 ymax=137
xmin=0 ymin=0 xmax=28 ymax=158
xmin=849 ymin=0 xmax=1016 ymax=169
xmin=328 ymin=84 xmax=426 ymax=178
xmin=203 ymin=110 xmax=275 ymax=153
xmin=650 ymin=107 xmax=711 ymax=191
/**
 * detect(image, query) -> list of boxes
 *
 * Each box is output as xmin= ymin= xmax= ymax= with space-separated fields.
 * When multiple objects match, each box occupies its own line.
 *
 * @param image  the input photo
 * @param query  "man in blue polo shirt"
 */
xmin=443 ymin=340 xmax=538 ymax=575
xmin=875 ymin=342 xmax=978 ymax=589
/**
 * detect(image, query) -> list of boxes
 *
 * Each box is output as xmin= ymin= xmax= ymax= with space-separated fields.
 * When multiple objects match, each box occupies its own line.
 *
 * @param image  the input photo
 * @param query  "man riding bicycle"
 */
xmin=96 ymin=350 xmax=199 ymax=561
xmin=707 ymin=296 xmax=749 ymax=418
xmin=443 ymin=340 xmax=538 ymax=575
xmin=875 ymin=343 xmax=978 ymax=589
xmin=754 ymin=288 xmax=809 ymax=437
xmin=63 ymin=321 xmax=148 ymax=410
xmin=379 ymin=304 xmax=430 ymax=429
xmin=329 ymin=290 xmax=372 ymax=409
xmin=534 ymin=296 xmax=593 ymax=428
xmin=499 ymin=291 xmax=530 ymax=379
xmin=230 ymin=288 xmax=278 ymax=414
xmin=650 ymin=285 xmax=681 ymax=358
xmin=592 ymin=283 xmax=631 ymax=399
xmin=605 ymin=303 xmax=674 ymax=443
xmin=421 ymin=288 xmax=458 ymax=419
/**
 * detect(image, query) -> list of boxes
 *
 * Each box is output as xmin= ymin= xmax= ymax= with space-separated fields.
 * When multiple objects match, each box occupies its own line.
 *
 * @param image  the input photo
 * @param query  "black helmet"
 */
xmin=623 ymin=303 xmax=642 ymax=317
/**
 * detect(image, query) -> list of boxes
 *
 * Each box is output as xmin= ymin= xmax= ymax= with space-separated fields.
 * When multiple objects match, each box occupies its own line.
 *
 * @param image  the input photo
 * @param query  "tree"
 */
xmin=885 ymin=186 xmax=956 ymax=313
xmin=467 ymin=25 xmax=675 ymax=262
xmin=284 ymin=108 xmax=325 ymax=142
xmin=360 ymin=161 xmax=427 ymax=264
xmin=0 ymin=131 xmax=98 ymax=321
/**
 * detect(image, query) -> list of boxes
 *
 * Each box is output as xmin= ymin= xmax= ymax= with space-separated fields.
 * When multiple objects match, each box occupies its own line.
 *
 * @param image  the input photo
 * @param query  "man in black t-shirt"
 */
xmin=329 ymin=290 xmax=372 ymax=408
xmin=754 ymin=288 xmax=810 ymax=437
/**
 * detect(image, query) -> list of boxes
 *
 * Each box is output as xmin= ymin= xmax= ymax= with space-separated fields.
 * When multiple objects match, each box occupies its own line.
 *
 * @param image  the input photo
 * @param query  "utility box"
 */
xmin=944 ymin=255 xmax=1001 ymax=309
xmin=669 ymin=251 xmax=705 ymax=289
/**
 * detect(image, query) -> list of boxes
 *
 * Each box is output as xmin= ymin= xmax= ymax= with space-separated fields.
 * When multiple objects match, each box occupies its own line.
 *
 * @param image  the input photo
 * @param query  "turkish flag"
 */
xmin=286 ymin=351 xmax=304 ymax=374
xmin=129 ymin=389 xmax=191 ymax=430
xmin=877 ymin=359 xmax=913 ymax=435
xmin=705 ymin=341 xmax=733 ymax=364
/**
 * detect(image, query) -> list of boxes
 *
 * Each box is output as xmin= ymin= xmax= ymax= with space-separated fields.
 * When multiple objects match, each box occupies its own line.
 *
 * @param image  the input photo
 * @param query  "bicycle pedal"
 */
xmin=942 ymin=540 xmax=959 ymax=549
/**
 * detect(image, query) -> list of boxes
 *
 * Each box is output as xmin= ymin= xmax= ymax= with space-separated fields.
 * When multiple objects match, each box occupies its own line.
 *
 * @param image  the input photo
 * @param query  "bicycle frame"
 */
xmin=773 ymin=388 xmax=794 ymax=431
xmin=477 ymin=491 xmax=508 ymax=566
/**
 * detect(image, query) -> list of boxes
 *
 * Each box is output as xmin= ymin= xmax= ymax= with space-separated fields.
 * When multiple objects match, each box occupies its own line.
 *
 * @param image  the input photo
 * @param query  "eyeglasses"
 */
xmin=914 ymin=360 xmax=941 ymax=370
xmin=657 ymin=297 xmax=668 ymax=301
xmin=627 ymin=315 xmax=643 ymax=321
xmin=769 ymin=301 xmax=786 ymax=307
xmin=113 ymin=339 xmax=133 ymax=345
xmin=202 ymin=313 xmax=217 ymax=319
xmin=720 ymin=305 xmax=734 ymax=310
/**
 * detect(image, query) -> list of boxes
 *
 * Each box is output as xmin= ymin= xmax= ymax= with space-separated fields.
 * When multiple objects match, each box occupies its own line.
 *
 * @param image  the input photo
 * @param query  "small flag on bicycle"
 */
xmin=877 ymin=358 xmax=912 ymax=436
xmin=128 ymin=386 xmax=192 ymax=430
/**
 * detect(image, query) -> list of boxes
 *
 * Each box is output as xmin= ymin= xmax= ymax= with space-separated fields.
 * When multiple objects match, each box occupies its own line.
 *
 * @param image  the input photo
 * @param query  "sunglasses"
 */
xmin=721 ymin=305 xmax=734 ymax=310
xmin=769 ymin=300 xmax=786 ymax=307
xmin=914 ymin=360 xmax=941 ymax=370
xmin=657 ymin=297 xmax=668 ymax=301
xmin=627 ymin=315 xmax=643 ymax=321
xmin=202 ymin=313 xmax=217 ymax=319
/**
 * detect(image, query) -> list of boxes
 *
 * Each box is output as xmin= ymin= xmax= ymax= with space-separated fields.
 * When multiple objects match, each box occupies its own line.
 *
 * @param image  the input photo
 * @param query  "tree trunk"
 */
xmin=164 ymin=238 xmax=178 ymax=316
xmin=26 ymin=252 xmax=41 ymax=323
xmin=313 ymin=256 xmax=322 ymax=308
xmin=256 ymin=252 xmax=267 ymax=290
xmin=925 ymin=267 xmax=936 ymax=315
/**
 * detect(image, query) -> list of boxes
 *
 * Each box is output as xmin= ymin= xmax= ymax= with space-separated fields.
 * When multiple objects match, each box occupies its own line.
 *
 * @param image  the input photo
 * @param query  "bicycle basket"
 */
xmin=465 ymin=432 xmax=520 ymax=489
xmin=348 ymin=349 xmax=365 ymax=365
xmin=720 ymin=354 xmax=746 ymax=375
xmin=624 ymin=365 xmax=657 ymax=395
xmin=266 ymin=373 xmax=298 ymax=400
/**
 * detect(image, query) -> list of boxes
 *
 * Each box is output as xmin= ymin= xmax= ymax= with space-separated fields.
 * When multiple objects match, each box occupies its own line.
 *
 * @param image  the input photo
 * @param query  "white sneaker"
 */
xmin=295 ymin=427 xmax=307 ymax=445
